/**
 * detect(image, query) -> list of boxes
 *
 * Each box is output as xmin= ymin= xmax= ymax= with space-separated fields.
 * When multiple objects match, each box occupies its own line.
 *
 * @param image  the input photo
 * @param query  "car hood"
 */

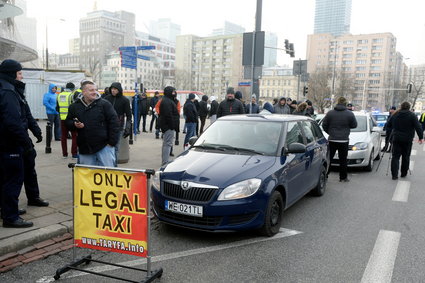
xmin=323 ymin=131 xmax=370 ymax=145
xmin=161 ymin=150 xmax=276 ymax=187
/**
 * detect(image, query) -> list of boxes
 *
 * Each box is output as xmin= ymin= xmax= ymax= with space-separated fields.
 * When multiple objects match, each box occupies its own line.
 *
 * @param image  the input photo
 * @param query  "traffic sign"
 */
xmin=137 ymin=46 xmax=155 ymax=50
xmin=121 ymin=63 xmax=137 ymax=69
xmin=119 ymin=46 xmax=136 ymax=52
xmin=137 ymin=55 xmax=150 ymax=61
xmin=238 ymin=82 xmax=251 ymax=87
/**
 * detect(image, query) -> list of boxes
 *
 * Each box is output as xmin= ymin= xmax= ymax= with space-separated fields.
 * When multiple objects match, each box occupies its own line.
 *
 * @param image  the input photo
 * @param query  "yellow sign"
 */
xmin=73 ymin=167 xmax=148 ymax=257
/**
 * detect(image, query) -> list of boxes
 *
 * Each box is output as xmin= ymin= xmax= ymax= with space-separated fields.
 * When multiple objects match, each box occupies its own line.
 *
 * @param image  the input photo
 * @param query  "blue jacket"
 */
xmin=0 ymin=75 xmax=33 ymax=152
xmin=43 ymin=83 xmax=58 ymax=114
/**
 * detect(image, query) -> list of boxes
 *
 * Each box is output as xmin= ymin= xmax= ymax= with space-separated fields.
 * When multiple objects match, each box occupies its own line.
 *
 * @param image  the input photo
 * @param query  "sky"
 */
xmin=25 ymin=0 xmax=425 ymax=66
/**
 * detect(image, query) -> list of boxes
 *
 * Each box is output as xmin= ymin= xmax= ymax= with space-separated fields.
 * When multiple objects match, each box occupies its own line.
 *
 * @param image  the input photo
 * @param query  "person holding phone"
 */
xmin=65 ymin=81 xmax=120 ymax=167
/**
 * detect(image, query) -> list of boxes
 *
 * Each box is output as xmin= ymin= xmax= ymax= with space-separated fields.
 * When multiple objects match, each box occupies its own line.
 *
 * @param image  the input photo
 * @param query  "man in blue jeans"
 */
xmin=65 ymin=81 xmax=119 ymax=167
xmin=183 ymin=93 xmax=198 ymax=148
xmin=43 ymin=83 xmax=61 ymax=140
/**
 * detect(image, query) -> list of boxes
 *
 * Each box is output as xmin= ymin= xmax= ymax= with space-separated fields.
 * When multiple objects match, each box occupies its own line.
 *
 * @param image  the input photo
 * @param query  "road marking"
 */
xmin=410 ymin=161 xmax=415 ymax=171
xmin=392 ymin=181 xmax=410 ymax=202
xmin=361 ymin=230 xmax=401 ymax=283
xmin=411 ymin=149 xmax=417 ymax=156
xmin=36 ymin=228 xmax=302 ymax=283
xmin=423 ymin=144 xmax=425 ymax=151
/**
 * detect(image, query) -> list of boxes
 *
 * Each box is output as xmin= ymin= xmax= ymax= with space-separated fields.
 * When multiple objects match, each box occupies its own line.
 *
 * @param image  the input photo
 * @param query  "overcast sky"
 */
xmin=26 ymin=0 xmax=425 ymax=66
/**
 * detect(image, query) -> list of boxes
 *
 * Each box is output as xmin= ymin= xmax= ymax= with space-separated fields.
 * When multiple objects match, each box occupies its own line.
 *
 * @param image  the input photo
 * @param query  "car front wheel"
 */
xmin=364 ymin=150 xmax=374 ymax=171
xmin=259 ymin=191 xmax=283 ymax=237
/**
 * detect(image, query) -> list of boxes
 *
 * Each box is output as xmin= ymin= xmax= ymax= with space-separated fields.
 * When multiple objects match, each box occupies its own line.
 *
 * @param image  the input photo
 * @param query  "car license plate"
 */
xmin=165 ymin=200 xmax=203 ymax=217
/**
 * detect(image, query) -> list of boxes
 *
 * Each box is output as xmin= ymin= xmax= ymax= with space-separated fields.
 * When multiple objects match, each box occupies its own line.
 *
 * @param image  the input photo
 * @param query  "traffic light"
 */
xmin=303 ymin=86 xmax=308 ymax=96
xmin=407 ymin=83 xmax=413 ymax=93
xmin=284 ymin=39 xmax=289 ymax=53
xmin=289 ymin=43 xmax=295 ymax=58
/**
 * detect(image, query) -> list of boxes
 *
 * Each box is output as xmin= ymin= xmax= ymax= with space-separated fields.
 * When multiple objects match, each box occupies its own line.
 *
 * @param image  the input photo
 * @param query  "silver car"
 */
xmin=321 ymin=111 xmax=382 ymax=171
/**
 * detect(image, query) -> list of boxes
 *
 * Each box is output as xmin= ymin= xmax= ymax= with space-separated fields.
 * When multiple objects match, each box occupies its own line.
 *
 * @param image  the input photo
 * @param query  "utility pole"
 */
xmin=250 ymin=0 xmax=262 ymax=111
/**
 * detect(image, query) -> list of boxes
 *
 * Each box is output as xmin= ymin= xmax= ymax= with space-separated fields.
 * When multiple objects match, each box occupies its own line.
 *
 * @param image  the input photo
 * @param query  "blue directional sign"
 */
xmin=119 ymin=46 xmax=136 ymax=52
xmin=238 ymin=82 xmax=251 ymax=87
xmin=137 ymin=46 xmax=155 ymax=50
xmin=137 ymin=55 xmax=150 ymax=61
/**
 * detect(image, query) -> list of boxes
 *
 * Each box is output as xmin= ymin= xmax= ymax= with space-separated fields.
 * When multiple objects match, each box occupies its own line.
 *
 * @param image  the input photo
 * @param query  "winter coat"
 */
xmin=159 ymin=93 xmax=179 ymax=132
xmin=104 ymin=82 xmax=132 ymax=128
xmin=322 ymin=104 xmax=357 ymax=141
xmin=0 ymin=75 xmax=33 ymax=152
xmin=43 ymin=83 xmax=58 ymax=114
xmin=246 ymin=103 xmax=260 ymax=114
xmin=198 ymin=95 xmax=209 ymax=118
xmin=273 ymin=103 xmax=291 ymax=114
xmin=209 ymin=99 xmax=219 ymax=116
xmin=386 ymin=110 xmax=424 ymax=143
xmin=15 ymin=80 xmax=42 ymax=138
xmin=65 ymin=95 xmax=120 ymax=154
xmin=217 ymin=98 xmax=245 ymax=118
xmin=184 ymin=100 xmax=198 ymax=123
xmin=132 ymin=94 xmax=149 ymax=115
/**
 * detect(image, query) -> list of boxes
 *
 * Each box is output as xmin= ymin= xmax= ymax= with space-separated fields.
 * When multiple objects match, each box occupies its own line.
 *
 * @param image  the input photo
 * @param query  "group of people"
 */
xmin=322 ymin=96 xmax=423 ymax=182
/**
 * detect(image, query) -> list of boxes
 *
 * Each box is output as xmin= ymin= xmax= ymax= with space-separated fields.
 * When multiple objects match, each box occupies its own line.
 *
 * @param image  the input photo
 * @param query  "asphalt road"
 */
xmin=2 ymin=142 xmax=425 ymax=283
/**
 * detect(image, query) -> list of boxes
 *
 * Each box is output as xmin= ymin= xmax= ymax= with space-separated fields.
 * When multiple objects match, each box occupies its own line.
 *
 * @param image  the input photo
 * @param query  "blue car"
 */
xmin=151 ymin=114 xmax=330 ymax=236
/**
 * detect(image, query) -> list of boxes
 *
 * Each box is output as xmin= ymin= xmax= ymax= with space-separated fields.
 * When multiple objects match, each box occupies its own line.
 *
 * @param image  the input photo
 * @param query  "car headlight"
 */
xmin=217 ymin=178 xmax=262 ymax=200
xmin=352 ymin=142 xmax=368 ymax=151
xmin=152 ymin=171 xmax=161 ymax=191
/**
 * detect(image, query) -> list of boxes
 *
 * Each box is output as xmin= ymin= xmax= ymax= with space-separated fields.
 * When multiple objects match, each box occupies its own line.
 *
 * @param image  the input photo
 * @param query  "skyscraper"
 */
xmin=314 ymin=0 xmax=352 ymax=36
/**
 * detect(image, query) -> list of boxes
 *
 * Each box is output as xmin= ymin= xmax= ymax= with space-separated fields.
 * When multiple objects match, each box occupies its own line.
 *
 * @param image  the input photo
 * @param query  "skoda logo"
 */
xmin=181 ymin=181 xmax=190 ymax=190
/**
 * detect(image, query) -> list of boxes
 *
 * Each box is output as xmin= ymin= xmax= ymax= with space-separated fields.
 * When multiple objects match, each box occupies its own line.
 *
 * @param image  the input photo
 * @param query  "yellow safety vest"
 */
xmin=421 ymin=113 xmax=425 ymax=123
xmin=57 ymin=91 xmax=73 ymax=120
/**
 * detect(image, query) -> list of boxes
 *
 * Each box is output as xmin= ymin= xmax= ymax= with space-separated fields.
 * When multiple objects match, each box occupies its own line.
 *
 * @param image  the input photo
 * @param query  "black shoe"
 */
xmin=170 ymin=153 xmax=174 ymax=157
xmin=28 ymin=198 xmax=49 ymax=207
xmin=392 ymin=176 xmax=398 ymax=180
xmin=155 ymin=136 xmax=159 ymax=139
xmin=18 ymin=208 xmax=26 ymax=215
xmin=3 ymin=217 xmax=33 ymax=228
xmin=175 ymin=140 xmax=179 ymax=146
xmin=400 ymin=173 xmax=407 ymax=178
xmin=143 ymin=129 xmax=148 ymax=133
xmin=339 ymin=178 xmax=350 ymax=182
xmin=182 ymin=131 xmax=186 ymax=134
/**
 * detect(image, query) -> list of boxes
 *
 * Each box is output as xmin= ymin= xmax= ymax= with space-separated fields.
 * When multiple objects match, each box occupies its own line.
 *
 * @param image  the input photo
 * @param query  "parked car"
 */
xmin=321 ymin=111 xmax=381 ymax=171
xmin=151 ymin=115 xmax=330 ymax=236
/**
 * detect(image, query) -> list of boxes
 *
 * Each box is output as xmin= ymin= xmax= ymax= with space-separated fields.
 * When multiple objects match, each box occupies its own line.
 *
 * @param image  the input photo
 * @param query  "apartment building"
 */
xmin=307 ymin=32 xmax=404 ymax=110
xmin=175 ymin=34 xmax=244 ymax=99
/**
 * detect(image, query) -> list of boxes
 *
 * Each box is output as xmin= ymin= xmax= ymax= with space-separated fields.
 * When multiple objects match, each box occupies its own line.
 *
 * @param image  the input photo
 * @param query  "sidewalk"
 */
xmin=0 ymin=119 xmax=186 ymax=262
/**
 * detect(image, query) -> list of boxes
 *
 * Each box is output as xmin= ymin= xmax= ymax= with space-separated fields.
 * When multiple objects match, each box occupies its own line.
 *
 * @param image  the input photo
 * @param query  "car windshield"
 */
xmin=193 ymin=120 xmax=283 ymax=156
xmin=351 ymin=116 xmax=367 ymax=132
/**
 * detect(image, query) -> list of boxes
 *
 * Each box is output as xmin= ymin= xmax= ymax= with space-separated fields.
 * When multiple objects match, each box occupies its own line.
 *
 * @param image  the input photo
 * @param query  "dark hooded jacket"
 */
xmin=0 ymin=74 xmax=33 ymax=152
xmin=386 ymin=110 xmax=424 ymax=142
xmin=132 ymin=94 xmax=149 ymax=115
xmin=159 ymin=89 xmax=179 ymax=132
xmin=183 ymin=99 xmax=198 ymax=123
xmin=198 ymin=95 xmax=209 ymax=118
xmin=217 ymin=98 xmax=245 ymax=118
xmin=322 ymin=104 xmax=357 ymax=141
xmin=104 ymin=82 xmax=132 ymax=128
xmin=65 ymin=95 xmax=120 ymax=154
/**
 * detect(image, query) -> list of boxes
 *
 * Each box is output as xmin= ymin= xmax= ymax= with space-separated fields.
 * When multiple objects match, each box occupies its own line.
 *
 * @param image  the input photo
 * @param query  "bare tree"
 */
xmin=308 ymin=69 xmax=331 ymax=113
xmin=410 ymin=68 xmax=425 ymax=109
xmin=335 ymin=70 xmax=355 ymax=102
xmin=174 ymin=69 xmax=192 ymax=90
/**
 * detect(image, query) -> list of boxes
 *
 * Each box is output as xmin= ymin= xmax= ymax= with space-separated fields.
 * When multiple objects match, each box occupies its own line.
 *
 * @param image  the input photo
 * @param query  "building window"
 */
xmin=371 ymin=59 xmax=382 ymax=64
xmin=356 ymin=60 xmax=367 ymax=65
xmin=369 ymin=80 xmax=380 ymax=84
xmin=369 ymin=73 xmax=381 ymax=77
xmin=343 ymin=47 xmax=353 ymax=52
xmin=356 ymin=73 xmax=366 ymax=78
xmin=372 ymin=45 xmax=383 ymax=50
xmin=342 ymin=60 xmax=352 ymax=65
xmin=357 ymin=39 xmax=368 ymax=44
xmin=373 ymin=38 xmax=384 ymax=43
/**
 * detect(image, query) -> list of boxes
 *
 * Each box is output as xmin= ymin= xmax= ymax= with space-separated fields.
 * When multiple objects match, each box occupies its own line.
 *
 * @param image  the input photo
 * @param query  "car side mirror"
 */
xmin=283 ymin=143 xmax=306 ymax=155
xmin=188 ymin=136 xmax=198 ymax=146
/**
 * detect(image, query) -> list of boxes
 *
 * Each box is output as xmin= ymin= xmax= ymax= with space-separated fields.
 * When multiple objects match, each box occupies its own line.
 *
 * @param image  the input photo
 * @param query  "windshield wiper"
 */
xmin=192 ymin=144 xmax=225 ymax=151
xmin=216 ymin=145 xmax=264 ymax=155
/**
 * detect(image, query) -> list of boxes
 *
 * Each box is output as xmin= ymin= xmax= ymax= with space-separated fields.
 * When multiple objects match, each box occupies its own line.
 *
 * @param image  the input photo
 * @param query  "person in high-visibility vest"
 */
xmin=420 ymin=111 xmax=425 ymax=132
xmin=57 ymin=82 xmax=78 ymax=158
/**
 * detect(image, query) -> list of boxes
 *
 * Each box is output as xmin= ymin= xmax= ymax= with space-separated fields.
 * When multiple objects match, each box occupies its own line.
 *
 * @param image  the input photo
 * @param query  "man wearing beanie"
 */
xmin=159 ymin=86 xmax=179 ymax=165
xmin=43 ymin=83 xmax=61 ymax=141
xmin=0 ymin=59 xmax=38 ymax=227
xmin=322 ymin=96 xmax=357 ymax=182
xmin=217 ymin=87 xmax=245 ymax=118
xmin=273 ymin=97 xmax=291 ymax=114
xmin=183 ymin=93 xmax=198 ymax=149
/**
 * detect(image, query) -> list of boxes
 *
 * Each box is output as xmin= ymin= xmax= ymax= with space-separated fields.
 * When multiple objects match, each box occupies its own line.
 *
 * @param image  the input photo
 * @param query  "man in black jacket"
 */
xmin=159 ymin=86 xmax=179 ymax=165
xmin=0 ymin=59 xmax=37 ymax=227
xmin=198 ymin=95 xmax=209 ymax=134
xmin=183 ymin=93 xmax=198 ymax=148
xmin=322 ymin=96 xmax=357 ymax=182
xmin=149 ymin=91 xmax=160 ymax=137
xmin=65 ymin=81 xmax=120 ymax=167
xmin=217 ymin=87 xmax=245 ymax=118
xmin=104 ymin=82 xmax=132 ymax=165
xmin=132 ymin=92 xmax=149 ymax=133
xmin=386 ymin=102 xmax=424 ymax=180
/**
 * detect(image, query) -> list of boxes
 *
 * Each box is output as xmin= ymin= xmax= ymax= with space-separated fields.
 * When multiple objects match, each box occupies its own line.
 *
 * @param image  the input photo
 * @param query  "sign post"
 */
xmin=54 ymin=164 xmax=162 ymax=282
